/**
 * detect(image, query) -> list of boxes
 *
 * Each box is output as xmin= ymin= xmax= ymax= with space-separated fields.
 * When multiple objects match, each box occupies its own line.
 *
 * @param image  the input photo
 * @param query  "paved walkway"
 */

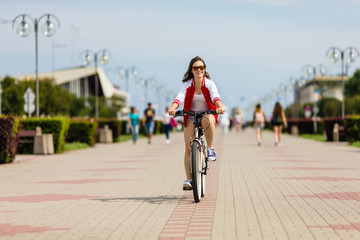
xmin=0 ymin=128 xmax=359 ymax=240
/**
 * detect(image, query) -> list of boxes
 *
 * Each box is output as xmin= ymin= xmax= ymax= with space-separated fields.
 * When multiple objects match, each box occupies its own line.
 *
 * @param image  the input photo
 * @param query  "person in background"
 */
xmin=219 ymin=107 xmax=230 ymax=134
xmin=271 ymin=102 xmax=288 ymax=146
xmin=253 ymin=103 xmax=266 ymax=146
xmin=162 ymin=107 xmax=172 ymax=144
xmin=233 ymin=110 xmax=243 ymax=132
xmin=128 ymin=107 xmax=139 ymax=145
xmin=143 ymin=102 xmax=156 ymax=144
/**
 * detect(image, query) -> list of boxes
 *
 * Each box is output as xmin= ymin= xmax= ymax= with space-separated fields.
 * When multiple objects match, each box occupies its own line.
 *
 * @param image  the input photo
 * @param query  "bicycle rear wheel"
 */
xmin=191 ymin=141 xmax=202 ymax=203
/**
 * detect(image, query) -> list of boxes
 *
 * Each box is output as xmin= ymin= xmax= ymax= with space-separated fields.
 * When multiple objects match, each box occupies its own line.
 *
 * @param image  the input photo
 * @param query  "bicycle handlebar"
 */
xmin=174 ymin=109 xmax=217 ymax=117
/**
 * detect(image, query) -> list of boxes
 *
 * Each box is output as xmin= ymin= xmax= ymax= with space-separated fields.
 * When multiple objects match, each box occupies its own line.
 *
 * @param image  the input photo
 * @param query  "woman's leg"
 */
xmin=273 ymin=126 xmax=279 ymax=143
xmin=278 ymin=125 xmax=283 ymax=143
xmin=202 ymin=114 xmax=216 ymax=148
xmin=165 ymin=125 xmax=170 ymax=140
xmin=134 ymin=125 xmax=139 ymax=142
xmin=184 ymin=122 xmax=194 ymax=180
xmin=131 ymin=126 xmax=136 ymax=143
xmin=256 ymin=127 xmax=261 ymax=142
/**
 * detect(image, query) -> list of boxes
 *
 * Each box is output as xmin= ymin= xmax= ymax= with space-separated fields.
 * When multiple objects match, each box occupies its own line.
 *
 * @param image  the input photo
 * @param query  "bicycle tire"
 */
xmin=191 ymin=141 xmax=202 ymax=203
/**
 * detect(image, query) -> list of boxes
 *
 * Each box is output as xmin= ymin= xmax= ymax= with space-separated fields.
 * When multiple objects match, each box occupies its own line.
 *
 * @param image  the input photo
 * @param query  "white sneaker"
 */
xmin=183 ymin=180 xmax=192 ymax=190
xmin=207 ymin=148 xmax=216 ymax=161
xmin=165 ymin=139 xmax=170 ymax=144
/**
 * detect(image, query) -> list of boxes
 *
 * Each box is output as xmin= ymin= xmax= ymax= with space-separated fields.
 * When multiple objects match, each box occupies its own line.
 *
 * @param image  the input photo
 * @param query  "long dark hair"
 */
xmin=182 ymin=56 xmax=211 ymax=82
xmin=272 ymin=102 xmax=283 ymax=116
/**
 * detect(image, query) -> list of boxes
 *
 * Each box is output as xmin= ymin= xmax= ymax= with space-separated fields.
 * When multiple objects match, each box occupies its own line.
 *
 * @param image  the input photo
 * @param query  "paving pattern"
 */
xmin=0 ymin=128 xmax=359 ymax=239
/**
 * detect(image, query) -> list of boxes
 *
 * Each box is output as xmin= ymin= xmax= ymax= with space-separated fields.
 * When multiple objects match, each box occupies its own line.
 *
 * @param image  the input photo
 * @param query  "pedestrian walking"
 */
xmin=253 ymin=103 xmax=265 ymax=146
xmin=271 ymin=102 xmax=288 ymax=146
xmin=128 ymin=107 xmax=139 ymax=145
xmin=233 ymin=110 xmax=243 ymax=132
xmin=219 ymin=108 xmax=230 ymax=134
xmin=162 ymin=107 xmax=172 ymax=144
xmin=168 ymin=56 xmax=224 ymax=190
xmin=143 ymin=102 xmax=156 ymax=144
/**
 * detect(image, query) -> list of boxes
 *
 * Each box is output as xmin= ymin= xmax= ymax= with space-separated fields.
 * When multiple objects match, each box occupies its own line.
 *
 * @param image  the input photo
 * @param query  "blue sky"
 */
xmin=1 ymin=0 xmax=360 ymax=117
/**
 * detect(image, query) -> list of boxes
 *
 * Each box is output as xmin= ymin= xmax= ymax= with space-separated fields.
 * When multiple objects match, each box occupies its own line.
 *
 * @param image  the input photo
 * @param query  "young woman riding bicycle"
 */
xmin=169 ymin=56 xmax=224 ymax=190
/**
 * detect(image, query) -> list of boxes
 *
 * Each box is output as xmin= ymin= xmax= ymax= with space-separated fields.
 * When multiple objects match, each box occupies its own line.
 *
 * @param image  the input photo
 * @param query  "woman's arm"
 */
xmin=282 ymin=110 xmax=288 ymax=128
xmin=168 ymin=102 xmax=179 ymax=116
xmin=215 ymin=100 xmax=224 ymax=114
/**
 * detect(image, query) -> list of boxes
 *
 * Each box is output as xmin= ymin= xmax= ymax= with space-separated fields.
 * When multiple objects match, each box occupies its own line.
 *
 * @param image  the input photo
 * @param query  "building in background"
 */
xmin=295 ymin=75 xmax=349 ymax=105
xmin=12 ymin=66 xmax=129 ymax=117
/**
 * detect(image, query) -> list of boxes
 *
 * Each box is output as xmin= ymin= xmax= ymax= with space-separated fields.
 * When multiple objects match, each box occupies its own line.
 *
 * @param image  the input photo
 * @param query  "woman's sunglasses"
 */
xmin=192 ymin=66 xmax=205 ymax=71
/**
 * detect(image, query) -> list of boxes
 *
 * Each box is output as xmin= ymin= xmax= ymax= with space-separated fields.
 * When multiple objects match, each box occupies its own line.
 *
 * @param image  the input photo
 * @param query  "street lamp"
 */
xmin=116 ymin=66 xmax=138 ymax=105
xmin=326 ymin=46 xmax=359 ymax=118
xmin=80 ymin=49 xmax=112 ymax=119
xmin=301 ymin=64 xmax=327 ymax=133
xmin=137 ymin=77 xmax=157 ymax=107
xmin=12 ymin=14 xmax=60 ymax=117
xmin=302 ymin=64 xmax=327 ymax=80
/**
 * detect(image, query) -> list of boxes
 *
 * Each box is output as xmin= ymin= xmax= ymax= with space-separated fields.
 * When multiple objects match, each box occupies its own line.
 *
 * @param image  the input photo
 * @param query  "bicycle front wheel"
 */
xmin=191 ymin=141 xmax=202 ymax=203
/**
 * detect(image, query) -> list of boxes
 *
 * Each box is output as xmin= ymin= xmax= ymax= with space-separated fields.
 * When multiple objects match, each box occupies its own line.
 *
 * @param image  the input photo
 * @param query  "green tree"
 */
xmin=346 ymin=95 xmax=360 ymax=115
xmin=345 ymin=69 xmax=360 ymax=97
xmin=1 ymin=77 xmax=26 ymax=115
xmin=318 ymin=98 xmax=341 ymax=117
xmin=2 ymin=77 xmax=125 ymax=117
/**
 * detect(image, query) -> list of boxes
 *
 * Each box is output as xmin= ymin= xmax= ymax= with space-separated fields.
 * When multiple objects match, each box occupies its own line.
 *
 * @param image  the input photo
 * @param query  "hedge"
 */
xmin=19 ymin=116 xmax=70 ymax=153
xmin=287 ymin=119 xmax=324 ymax=134
xmin=0 ymin=115 xmax=19 ymax=163
xmin=345 ymin=116 xmax=360 ymax=143
xmin=323 ymin=117 xmax=346 ymax=141
xmin=66 ymin=120 xmax=97 ymax=146
xmin=98 ymin=119 xmax=122 ymax=142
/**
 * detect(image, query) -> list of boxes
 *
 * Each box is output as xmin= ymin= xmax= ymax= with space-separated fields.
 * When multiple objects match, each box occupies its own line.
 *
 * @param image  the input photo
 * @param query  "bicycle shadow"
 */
xmin=91 ymin=195 xmax=185 ymax=204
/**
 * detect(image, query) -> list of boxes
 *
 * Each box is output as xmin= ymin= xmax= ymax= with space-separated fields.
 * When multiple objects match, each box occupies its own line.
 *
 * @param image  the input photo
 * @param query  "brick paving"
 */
xmin=0 ymin=128 xmax=359 ymax=239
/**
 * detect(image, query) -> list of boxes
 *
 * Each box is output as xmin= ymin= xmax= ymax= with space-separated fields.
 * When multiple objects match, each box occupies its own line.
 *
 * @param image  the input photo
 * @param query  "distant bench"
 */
xmin=18 ymin=127 xmax=54 ymax=154
xmin=18 ymin=129 xmax=37 ymax=144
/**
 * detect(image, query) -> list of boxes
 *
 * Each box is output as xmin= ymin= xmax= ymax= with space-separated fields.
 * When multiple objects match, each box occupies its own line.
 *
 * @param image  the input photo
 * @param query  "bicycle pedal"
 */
xmin=183 ymin=186 xmax=192 ymax=191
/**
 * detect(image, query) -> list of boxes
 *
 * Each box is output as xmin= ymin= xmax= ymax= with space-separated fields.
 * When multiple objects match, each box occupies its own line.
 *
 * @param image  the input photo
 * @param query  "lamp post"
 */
xmin=326 ymin=46 xmax=359 ymax=118
xmin=116 ymin=66 xmax=138 ymax=105
xmin=302 ymin=64 xmax=327 ymax=132
xmin=80 ymin=49 xmax=112 ymax=119
xmin=12 ymin=14 xmax=60 ymax=118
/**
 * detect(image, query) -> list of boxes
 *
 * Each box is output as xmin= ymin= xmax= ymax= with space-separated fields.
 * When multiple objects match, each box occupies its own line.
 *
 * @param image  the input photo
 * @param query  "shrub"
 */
xmin=67 ymin=120 xmax=97 ymax=146
xmin=345 ymin=116 xmax=360 ymax=143
xmin=287 ymin=118 xmax=324 ymax=134
xmin=0 ymin=115 xmax=20 ymax=163
xmin=20 ymin=116 xmax=70 ymax=153
xmin=323 ymin=117 xmax=346 ymax=141
xmin=98 ymin=119 xmax=122 ymax=142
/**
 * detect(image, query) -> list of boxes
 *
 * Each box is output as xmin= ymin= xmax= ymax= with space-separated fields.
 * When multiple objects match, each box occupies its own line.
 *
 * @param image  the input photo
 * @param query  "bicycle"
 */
xmin=175 ymin=109 xmax=217 ymax=203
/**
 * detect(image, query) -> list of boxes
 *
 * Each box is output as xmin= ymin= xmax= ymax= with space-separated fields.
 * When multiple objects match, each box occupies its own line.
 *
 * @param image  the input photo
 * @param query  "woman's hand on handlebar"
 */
xmin=216 ymin=108 xmax=224 ymax=115
xmin=169 ymin=109 xmax=176 ymax=116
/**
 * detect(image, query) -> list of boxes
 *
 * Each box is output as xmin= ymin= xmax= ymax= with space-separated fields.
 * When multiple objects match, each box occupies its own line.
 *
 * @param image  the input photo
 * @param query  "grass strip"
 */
xmin=299 ymin=134 xmax=327 ymax=142
xmin=65 ymin=142 xmax=90 ymax=151
xmin=350 ymin=141 xmax=360 ymax=148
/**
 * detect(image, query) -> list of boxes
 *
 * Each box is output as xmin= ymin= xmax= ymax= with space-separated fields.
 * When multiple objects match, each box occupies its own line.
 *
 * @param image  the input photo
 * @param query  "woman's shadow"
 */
xmin=92 ymin=195 xmax=185 ymax=204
